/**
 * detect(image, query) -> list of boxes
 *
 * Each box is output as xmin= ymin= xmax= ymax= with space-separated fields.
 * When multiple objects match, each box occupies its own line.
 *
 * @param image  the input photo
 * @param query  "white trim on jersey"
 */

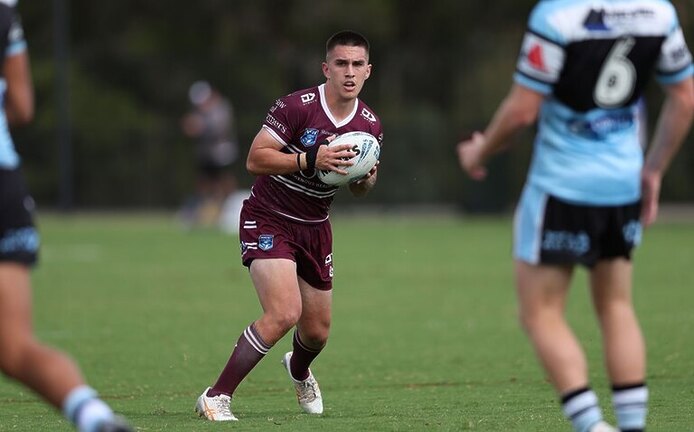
xmin=318 ymin=83 xmax=359 ymax=128
xmin=262 ymin=125 xmax=289 ymax=147
xmin=285 ymin=142 xmax=304 ymax=155
xmin=270 ymin=174 xmax=337 ymax=199
xmin=269 ymin=208 xmax=329 ymax=224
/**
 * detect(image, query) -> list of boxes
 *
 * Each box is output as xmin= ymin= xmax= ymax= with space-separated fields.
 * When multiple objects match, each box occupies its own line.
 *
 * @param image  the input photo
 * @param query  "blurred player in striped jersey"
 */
xmin=458 ymin=1 xmax=693 ymax=431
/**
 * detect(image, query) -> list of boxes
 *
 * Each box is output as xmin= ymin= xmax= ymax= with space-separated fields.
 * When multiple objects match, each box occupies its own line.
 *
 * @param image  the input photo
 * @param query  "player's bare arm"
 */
xmin=641 ymin=76 xmax=694 ymax=226
xmin=3 ymin=51 xmax=33 ymax=126
xmin=246 ymin=128 xmax=355 ymax=175
xmin=457 ymin=84 xmax=543 ymax=180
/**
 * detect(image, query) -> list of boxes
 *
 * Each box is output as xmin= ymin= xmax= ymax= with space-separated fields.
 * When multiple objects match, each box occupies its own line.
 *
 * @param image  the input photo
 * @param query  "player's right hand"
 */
xmin=457 ymin=131 xmax=488 ymax=180
xmin=316 ymin=135 xmax=356 ymax=175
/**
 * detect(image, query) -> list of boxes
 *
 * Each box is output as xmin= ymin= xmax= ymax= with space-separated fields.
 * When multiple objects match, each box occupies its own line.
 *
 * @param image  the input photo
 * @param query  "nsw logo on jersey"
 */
xmin=258 ymin=234 xmax=274 ymax=251
xmin=300 ymin=128 xmax=319 ymax=147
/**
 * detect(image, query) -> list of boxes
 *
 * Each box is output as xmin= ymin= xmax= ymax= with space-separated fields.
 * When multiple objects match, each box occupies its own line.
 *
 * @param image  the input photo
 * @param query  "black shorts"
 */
xmin=514 ymin=185 xmax=642 ymax=267
xmin=0 ymin=168 xmax=39 ymax=265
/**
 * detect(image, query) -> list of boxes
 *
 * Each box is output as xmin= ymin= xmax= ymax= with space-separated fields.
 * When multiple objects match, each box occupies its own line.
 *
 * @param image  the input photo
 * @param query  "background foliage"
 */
xmin=14 ymin=0 xmax=694 ymax=210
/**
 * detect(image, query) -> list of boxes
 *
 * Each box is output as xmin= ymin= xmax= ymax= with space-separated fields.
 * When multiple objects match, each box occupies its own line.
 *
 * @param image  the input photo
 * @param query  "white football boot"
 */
xmin=195 ymin=387 xmax=238 ymax=421
xmin=281 ymin=352 xmax=323 ymax=414
xmin=588 ymin=421 xmax=619 ymax=432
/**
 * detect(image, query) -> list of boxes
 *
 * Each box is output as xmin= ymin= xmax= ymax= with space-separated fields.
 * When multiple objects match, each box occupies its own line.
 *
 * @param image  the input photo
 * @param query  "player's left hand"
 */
xmin=457 ymin=131 xmax=487 ymax=180
xmin=354 ymin=161 xmax=379 ymax=184
xmin=349 ymin=162 xmax=378 ymax=197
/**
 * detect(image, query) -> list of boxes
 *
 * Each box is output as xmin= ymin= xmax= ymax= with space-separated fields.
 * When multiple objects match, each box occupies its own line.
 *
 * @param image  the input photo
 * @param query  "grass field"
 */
xmin=0 ymin=212 xmax=692 ymax=431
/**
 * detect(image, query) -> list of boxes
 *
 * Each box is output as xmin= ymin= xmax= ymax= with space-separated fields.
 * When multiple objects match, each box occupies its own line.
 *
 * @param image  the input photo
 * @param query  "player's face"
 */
xmin=323 ymin=45 xmax=371 ymax=101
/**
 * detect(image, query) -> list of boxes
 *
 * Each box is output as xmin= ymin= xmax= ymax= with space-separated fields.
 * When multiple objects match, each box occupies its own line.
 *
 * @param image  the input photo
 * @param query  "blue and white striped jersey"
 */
xmin=0 ymin=0 xmax=26 ymax=169
xmin=514 ymin=0 xmax=693 ymax=205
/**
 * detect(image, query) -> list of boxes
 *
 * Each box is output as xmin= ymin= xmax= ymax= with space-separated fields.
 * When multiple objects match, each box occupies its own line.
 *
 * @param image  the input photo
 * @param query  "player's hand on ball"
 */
xmin=353 ymin=161 xmax=379 ymax=185
xmin=316 ymin=135 xmax=355 ymax=175
xmin=457 ymin=131 xmax=488 ymax=181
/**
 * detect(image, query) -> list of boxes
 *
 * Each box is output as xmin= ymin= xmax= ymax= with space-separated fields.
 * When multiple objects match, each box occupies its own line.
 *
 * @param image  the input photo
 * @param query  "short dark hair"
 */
xmin=326 ymin=30 xmax=370 ymax=57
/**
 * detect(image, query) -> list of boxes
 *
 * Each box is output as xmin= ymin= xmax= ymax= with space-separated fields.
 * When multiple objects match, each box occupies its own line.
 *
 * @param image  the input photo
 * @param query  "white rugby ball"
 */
xmin=317 ymin=131 xmax=380 ymax=186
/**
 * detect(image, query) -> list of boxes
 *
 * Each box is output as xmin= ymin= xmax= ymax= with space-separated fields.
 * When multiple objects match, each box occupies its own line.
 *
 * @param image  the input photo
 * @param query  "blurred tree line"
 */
xmin=14 ymin=0 xmax=694 ymax=211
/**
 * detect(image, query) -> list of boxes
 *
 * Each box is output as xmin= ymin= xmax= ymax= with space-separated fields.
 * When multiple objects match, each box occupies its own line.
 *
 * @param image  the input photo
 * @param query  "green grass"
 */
xmin=0 ymin=213 xmax=693 ymax=431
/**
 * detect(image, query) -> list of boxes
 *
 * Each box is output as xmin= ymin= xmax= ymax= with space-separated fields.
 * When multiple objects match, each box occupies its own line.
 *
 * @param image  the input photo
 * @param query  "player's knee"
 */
xmin=300 ymin=323 xmax=330 ymax=348
xmin=0 ymin=338 xmax=33 ymax=378
xmin=595 ymin=299 xmax=636 ymax=322
xmin=517 ymin=307 xmax=547 ymax=334
xmin=517 ymin=310 xmax=533 ymax=334
xmin=269 ymin=309 xmax=302 ymax=333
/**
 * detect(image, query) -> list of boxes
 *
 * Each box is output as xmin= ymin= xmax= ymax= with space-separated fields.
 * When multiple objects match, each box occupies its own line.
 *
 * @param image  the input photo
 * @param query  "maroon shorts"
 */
xmin=238 ymin=199 xmax=334 ymax=290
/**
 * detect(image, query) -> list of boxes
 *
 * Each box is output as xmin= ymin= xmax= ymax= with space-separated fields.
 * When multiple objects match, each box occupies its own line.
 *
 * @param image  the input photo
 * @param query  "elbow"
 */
xmin=510 ymin=104 xmax=538 ymax=129
xmin=502 ymin=97 xmax=538 ymax=130
xmin=11 ymin=105 xmax=34 ymax=126
xmin=246 ymin=157 xmax=263 ymax=176
xmin=682 ymin=91 xmax=694 ymax=117
xmin=15 ymin=109 xmax=34 ymax=125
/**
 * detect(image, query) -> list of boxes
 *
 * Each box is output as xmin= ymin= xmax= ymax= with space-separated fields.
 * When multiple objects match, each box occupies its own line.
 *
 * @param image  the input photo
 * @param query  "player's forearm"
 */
xmin=645 ymin=89 xmax=694 ymax=176
xmin=246 ymin=148 xmax=306 ymax=175
xmin=479 ymin=93 xmax=537 ymax=164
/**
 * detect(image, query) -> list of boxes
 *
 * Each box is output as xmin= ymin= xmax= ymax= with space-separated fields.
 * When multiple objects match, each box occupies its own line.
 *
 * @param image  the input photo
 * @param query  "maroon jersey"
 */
xmin=250 ymin=84 xmax=383 ymax=223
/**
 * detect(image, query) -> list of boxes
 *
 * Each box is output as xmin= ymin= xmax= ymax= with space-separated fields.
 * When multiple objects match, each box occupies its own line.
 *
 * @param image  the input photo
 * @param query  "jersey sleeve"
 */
xmin=655 ymin=25 xmax=694 ymax=84
xmin=359 ymin=103 xmax=383 ymax=146
xmin=0 ymin=3 xmax=26 ymax=58
xmin=375 ymin=124 xmax=383 ymax=146
xmin=513 ymin=3 xmax=566 ymax=95
xmin=262 ymin=96 xmax=295 ymax=146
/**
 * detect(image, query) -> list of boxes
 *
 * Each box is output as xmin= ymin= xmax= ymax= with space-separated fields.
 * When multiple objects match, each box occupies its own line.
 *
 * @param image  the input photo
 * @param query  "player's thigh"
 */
xmin=589 ymin=258 xmax=634 ymax=311
xmin=515 ymin=260 xmax=574 ymax=317
xmin=249 ymin=258 xmax=302 ymax=316
xmin=0 ymin=263 xmax=33 ymax=349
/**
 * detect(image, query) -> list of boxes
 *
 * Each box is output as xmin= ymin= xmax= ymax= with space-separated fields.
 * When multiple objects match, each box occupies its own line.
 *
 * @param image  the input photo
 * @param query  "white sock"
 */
xmin=63 ymin=385 xmax=115 ymax=432
xmin=613 ymin=384 xmax=648 ymax=431
xmin=562 ymin=388 xmax=603 ymax=432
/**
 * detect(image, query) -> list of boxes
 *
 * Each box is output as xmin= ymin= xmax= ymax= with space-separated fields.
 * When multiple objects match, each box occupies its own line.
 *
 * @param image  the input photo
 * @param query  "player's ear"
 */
xmin=364 ymin=64 xmax=372 ymax=80
xmin=322 ymin=62 xmax=330 ymax=79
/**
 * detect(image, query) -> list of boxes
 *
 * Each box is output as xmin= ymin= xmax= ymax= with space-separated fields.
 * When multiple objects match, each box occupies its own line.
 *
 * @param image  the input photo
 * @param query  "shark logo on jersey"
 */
xmin=584 ymin=9 xmax=609 ymax=31
xmin=300 ymin=128 xmax=319 ymax=147
xmin=527 ymin=44 xmax=547 ymax=72
xmin=258 ymin=234 xmax=274 ymax=251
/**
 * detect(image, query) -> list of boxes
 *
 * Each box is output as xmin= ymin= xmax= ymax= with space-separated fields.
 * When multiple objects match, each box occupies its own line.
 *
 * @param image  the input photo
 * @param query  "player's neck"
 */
xmin=324 ymin=84 xmax=357 ymax=123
